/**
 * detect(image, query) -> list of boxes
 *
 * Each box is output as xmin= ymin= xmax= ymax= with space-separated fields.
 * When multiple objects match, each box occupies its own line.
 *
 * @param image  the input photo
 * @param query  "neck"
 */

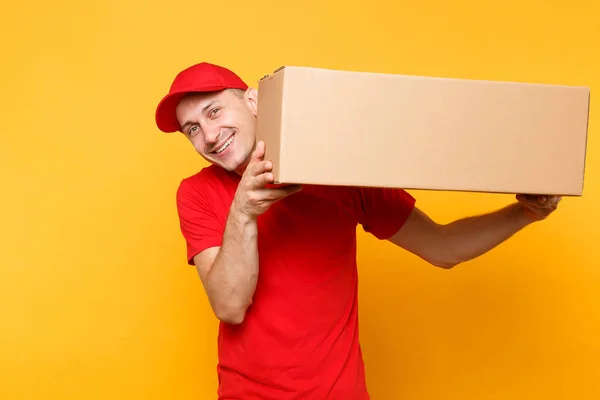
xmin=234 ymin=158 xmax=251 ymax=176
xmin=234 ymin=142 xmax=257 ymax=176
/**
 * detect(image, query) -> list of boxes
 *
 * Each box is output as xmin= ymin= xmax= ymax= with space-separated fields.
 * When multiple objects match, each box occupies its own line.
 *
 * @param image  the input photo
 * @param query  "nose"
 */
xmin=203 ymin=123 xmax=220 ymax=145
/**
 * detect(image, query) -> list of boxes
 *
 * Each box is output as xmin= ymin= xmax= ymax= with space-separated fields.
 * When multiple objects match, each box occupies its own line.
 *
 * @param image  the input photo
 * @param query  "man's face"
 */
xmin=175 ymin=88 xmax=258 ymax=174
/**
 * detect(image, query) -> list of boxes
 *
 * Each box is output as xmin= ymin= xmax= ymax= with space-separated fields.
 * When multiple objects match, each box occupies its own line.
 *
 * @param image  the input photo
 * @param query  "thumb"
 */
xmin=248 ymin=141 xmax=265 ymax=165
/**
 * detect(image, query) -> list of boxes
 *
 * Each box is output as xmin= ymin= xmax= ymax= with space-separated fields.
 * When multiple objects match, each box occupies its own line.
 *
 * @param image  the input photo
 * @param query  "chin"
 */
xmin=203 ymin=146 xmax=250 ymax=173
xmin=211 ymin=155 xmax=241 ymax=172
xmin=220 ymin=162 xmax=239 ymax=172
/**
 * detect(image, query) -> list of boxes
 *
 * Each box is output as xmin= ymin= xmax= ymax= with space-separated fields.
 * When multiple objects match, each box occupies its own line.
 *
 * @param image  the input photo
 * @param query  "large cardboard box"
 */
xmin=255 ymin=66 xmax=590 ymax=196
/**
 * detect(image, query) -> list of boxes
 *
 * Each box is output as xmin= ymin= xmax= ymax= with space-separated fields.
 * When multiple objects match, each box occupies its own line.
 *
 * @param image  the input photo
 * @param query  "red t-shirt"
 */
xmin=176 ymin=164 xmax=416 ymax=399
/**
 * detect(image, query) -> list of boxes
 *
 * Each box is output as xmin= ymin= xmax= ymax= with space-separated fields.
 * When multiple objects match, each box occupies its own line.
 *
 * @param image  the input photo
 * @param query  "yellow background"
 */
xmin=1 ymin=0 xmax=598 ymax=399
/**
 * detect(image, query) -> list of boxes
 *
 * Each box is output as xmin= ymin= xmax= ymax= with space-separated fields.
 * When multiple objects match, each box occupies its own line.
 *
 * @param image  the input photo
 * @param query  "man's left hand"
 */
xmin=516 ymin=194 xmax=562 ymax=221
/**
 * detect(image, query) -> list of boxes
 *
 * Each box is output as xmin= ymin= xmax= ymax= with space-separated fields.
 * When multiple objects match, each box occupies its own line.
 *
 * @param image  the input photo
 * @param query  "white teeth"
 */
xmin=215 ymin=136 xmax=234 ymax=154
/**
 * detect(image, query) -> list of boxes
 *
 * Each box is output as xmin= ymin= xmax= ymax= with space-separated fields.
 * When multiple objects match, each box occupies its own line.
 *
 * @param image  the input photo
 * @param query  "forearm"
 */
xmin=439 ymin=202 xmax=533 ymax=267
xmin=205 ymin=206 xmax=258 ymax=323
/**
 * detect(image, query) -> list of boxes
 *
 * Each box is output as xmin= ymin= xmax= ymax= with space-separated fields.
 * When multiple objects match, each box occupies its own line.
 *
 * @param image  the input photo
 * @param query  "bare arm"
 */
xmin=389 ymin=195 xmax=561 ymax=269
xmin=193 ymin=207 xmax=258 ymax=325
xmin=193 ymin=141 xmax=301 ymax=325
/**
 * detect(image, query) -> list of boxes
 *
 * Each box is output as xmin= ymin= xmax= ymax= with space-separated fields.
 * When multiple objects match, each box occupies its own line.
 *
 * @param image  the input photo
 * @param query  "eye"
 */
xmin=209 ymin=107 xmax=221 ymax=118
xmin=188 ymin=125 xmax=199 ymax=136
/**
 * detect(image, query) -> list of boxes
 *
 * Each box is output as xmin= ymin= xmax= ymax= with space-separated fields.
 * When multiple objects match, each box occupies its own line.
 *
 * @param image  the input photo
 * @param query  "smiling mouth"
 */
xmin=213 ymin=134 xmax=234 ymax=154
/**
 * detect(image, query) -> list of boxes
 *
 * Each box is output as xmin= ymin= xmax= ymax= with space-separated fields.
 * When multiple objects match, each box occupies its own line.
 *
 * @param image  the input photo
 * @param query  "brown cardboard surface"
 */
xmin=255 ymin=66 xmax=590 ymax=196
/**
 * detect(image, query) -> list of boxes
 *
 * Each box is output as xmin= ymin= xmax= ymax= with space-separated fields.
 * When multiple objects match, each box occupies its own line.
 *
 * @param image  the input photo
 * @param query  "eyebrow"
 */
xmin=179 ymin=100 xmax=218 ymax=132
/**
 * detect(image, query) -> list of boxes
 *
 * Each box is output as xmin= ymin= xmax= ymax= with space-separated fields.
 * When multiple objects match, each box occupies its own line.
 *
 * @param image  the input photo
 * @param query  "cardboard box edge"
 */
xmin=579 ymin=87 xmax=592 ymax=196
xmin=260 ymin=65 xmax=591 ymax=196
xmin=258 ymin=66 xmax=287 ymax=184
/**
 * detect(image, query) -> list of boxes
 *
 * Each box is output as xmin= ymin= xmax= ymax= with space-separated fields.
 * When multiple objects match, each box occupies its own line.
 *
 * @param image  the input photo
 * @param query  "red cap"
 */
xmin=155 ymin=62 xmax=249 ymax=133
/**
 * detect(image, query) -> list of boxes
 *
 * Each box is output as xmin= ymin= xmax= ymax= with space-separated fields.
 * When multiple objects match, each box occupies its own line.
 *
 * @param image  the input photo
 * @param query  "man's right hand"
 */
xmin=232 ymin=141 xmax=302 ymax=220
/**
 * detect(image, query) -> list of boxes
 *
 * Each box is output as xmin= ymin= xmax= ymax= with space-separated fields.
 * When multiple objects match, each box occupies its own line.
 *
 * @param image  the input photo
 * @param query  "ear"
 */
xmin=244 ymin=88 xmax=259 ymax=116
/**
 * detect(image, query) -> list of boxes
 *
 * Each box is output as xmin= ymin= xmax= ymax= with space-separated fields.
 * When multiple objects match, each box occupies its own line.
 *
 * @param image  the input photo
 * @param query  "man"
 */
xmin=155 ymin=62 xmax=561 ymax=399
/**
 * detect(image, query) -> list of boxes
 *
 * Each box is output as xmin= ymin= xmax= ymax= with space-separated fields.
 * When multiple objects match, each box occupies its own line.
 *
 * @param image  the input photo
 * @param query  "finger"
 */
xmin=516 ymin=194 xmax=539 ymax=203
xmin=517 ymin=194 xmax=554 ymax=208
xmin=249 ymin=160 xmax=273 ymax=178
xmin=253 ymin=171 xmax=275 ymax=187
xmin=518 ymin=198 xmax=560 ymax=215
xmin=262 ymin=184 xmax=303 ymax=200
xmin=247 ymin=141 xmax=266 ymax=167
xmin=533 ymin=195 xmax=561 ymax=208
xmin=548 ymin=196 xmax=562 ymax=206
xmin=516 ymin=195 xmax=541 ymax=207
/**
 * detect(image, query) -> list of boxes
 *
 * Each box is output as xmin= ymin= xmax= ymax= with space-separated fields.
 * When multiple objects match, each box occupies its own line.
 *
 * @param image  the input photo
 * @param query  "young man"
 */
xmin=155 ymin=62 xmax=561 ymax=399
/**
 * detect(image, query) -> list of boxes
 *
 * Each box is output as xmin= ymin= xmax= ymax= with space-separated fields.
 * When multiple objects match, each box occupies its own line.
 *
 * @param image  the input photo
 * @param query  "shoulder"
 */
xmin=302 ymin=184 xmax=416 ymax=210
xmin=175 ymin=165 xmax=222 ymax=212
xmin=173 ymin=166 xmax=233 ymax=265
xmin=176 ymin=164 xmax=239 ymax=220
xmin=351 ymin=186 xmax=417 ymax=239
xmin=359 ymin=186 xmax=416 ymax=206
xmin=177 ymin=165 xmax=231 ymax=200
xmin=340 ymin=185 xmax=416 ymax=213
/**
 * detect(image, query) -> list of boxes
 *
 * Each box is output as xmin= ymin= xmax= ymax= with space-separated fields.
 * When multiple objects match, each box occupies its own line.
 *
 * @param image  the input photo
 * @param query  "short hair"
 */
xmin=229 ymin=88 xmax=246 ymax=98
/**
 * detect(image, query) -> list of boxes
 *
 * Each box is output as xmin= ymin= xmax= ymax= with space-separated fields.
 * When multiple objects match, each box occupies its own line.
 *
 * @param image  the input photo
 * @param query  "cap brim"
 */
xmin=154 ymin=85 xmax=229 ymax=133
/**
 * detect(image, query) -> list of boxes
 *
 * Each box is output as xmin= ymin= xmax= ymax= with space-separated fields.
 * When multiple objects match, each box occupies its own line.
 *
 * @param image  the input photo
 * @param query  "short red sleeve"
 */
xmin=176 ymin=178 xmax=224 ymax=265
xmin=355 ymin=187 xmax=416 ymax=240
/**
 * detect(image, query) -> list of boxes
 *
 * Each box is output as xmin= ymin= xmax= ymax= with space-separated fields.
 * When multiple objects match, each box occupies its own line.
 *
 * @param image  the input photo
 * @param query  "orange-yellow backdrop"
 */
xmin=1 ymin=0 xmax=598 ymax=399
